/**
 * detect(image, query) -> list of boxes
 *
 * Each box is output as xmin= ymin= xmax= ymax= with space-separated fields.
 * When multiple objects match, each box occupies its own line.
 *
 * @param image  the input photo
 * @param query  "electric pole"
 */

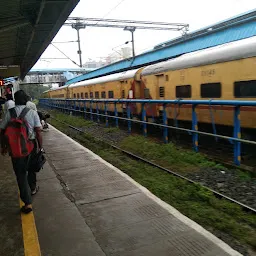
xmin=65 ymin=18 xmax=189 ymax=61
xmin=71 ymin=21 xmax=86 ymax=67
xmin=124 ymin=26 xmax=136 ymax=58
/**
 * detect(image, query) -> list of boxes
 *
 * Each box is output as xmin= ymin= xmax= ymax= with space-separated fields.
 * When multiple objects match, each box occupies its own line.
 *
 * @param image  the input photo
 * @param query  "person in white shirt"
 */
xmin=26 ymin=100 xmax=37 ymax=111
xmin=4 ymin=94 xmax=15 ymax=112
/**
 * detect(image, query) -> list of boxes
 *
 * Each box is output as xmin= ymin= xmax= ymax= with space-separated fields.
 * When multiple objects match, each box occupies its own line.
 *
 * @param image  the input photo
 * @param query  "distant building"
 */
xmin=82 ymin=60 xmax=106 ymax=69
xmin=105 ymin=46 xmax=132 ymax=65
xmin=121 ymin=47 xmax=132 ymax=59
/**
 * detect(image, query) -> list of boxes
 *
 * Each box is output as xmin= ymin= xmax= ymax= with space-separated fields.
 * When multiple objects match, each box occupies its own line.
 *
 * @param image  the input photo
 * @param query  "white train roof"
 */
xmin=69 ymin=68 xmax=141 ymax=88
xmin=142 ymin=36 xmax=256 ymax=76
xmin=48 ymin=84 xmax=70 ymax=92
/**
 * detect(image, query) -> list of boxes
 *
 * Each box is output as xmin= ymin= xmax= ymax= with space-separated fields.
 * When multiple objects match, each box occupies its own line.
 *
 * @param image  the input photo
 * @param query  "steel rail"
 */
xmin=50 ymin=116 xmax=256 ymax=214
xmin=49 ymin=105 xmax=256 ymax=146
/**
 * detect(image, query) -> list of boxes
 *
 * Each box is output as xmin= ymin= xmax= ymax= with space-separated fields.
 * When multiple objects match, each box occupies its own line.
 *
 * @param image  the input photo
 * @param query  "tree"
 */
xmin=20 ymin=84 xmax=52 ymax=100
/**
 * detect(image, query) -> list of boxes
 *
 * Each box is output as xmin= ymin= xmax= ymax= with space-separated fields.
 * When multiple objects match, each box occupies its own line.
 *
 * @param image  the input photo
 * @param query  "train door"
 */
xmin=151 ymin=74 xmax=164 ymax=119
xmin=66 ymin=87 xmax=70 ymax=99
xmin=120 ymin=81 xmax=125 ymax=99
xmin=156 ymin=74 xmax=165 ymax=99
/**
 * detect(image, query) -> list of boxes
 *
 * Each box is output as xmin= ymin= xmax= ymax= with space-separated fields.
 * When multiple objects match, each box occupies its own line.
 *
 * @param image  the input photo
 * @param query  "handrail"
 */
xmin=39 ymin=98 xmax=256 ymax=166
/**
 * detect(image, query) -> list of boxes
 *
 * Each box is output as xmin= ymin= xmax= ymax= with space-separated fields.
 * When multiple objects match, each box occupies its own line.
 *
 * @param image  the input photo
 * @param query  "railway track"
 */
xmin=104 ymin=113 xmax=256 ymax=171
xmin=50 ymin=116 xmax=256 ymax=214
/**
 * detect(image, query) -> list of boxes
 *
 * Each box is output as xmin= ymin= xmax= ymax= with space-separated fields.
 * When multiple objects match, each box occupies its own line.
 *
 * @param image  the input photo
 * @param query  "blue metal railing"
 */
xmin=39 ymin=98 xmax=256 ymax=166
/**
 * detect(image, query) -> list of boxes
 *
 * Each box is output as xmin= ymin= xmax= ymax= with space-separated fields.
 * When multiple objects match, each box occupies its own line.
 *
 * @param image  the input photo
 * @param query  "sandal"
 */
xmin=31 ymin=186 xmax=39 ymax=196
xmin=21 ymin=206 xmax=32 ymax=214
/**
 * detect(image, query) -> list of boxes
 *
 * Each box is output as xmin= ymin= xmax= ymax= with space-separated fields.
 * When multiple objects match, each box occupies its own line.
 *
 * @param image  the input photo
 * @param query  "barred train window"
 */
xmin=81 ymin=93 xmax=84 ymax=99
xmin=159 ymin=87 xmax=165 ymax=97
xmin=95 ymin=91 xmax=99 ymax=99
xmin=176 ymin=85 xmax=191 ymax=98
xmin=234 ymin=80 xmax=256 ymax=98
xmin=85 ymin=93 xmax=88 ymax=98
xmin=108 ymin=91 xmax=114 ymax=98
xmin=101 ymin=91 xmax=106 ymax=98
xmin=90 ymin=92 xmax=93 ymax=98
xmin=122 ymin=90 xmax=125 ymax=98
xmin=201 ymin=83 xmax=221 ymax=98
xmin=144 ymin=88 xmax=150 ymax=99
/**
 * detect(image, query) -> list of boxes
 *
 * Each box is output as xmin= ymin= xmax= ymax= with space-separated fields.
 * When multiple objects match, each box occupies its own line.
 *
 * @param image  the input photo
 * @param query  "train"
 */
xmin=42 ymin=36 xmax=256 ymax=130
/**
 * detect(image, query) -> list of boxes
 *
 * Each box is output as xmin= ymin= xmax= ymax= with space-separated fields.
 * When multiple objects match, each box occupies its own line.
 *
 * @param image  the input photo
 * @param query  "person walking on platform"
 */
xmin=0 ymin=90 xmax=43 ymax=214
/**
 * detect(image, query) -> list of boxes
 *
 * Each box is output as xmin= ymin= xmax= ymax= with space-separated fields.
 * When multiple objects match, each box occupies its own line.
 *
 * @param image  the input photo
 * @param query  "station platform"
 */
xmin=0 ymin=126 xmax=242 ymax=256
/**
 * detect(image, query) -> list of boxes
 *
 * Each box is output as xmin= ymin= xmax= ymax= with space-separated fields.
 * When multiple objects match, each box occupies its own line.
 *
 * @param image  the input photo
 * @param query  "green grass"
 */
xmin=33 ymin=99 xmax=39 ymax=105
xmin=47 ymin=110 xmax=256 ymax=252
xmin=120 ymin=135 xmax=227 ymax=173
xmin=52 ymin=111 xmax=94 ymax=128
xmin=104 ymin=127 xmax=120 ymax=133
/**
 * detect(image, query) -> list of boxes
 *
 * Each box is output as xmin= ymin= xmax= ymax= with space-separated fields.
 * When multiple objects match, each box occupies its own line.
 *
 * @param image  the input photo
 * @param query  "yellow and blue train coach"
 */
xmin=43 ymin=36 xmax=256 ymax=130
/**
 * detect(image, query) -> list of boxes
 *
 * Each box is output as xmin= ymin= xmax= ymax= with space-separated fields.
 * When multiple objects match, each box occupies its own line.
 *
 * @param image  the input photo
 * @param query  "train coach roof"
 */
xmin=69 ymin=68 xmax=141 ymax=88
xmin=49 ymin=84 xmax=70 ymax=92
xmin=142 ymin=36 xmax=256 ymax=76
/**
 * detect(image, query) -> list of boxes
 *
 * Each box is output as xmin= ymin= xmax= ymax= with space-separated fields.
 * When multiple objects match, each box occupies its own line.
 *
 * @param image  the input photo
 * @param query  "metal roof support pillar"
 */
xmin=192 ymin=105 xmax=198 ymax=152
xmin=105 ymin=103 xmax=108 ymax=127
xmin=163 ymin=104 xmax=168 ymax=144
xmin=142 ymin=103 xmax=147 ymax=137
xmin=233 ymin=106 xmax=241 ymax=166
xmin=127 ymin=103 xmax=131 ymax=133
xmin=114 ymin=102 xmax=119 ymax=128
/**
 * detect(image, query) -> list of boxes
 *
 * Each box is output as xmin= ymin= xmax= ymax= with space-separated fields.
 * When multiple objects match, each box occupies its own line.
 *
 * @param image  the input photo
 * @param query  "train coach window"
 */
xmin=95 ymin=91 xmax=99 ymax=99
xmin=201 ymin=83 xmax=221 ymax=98
xmin=85 ymin=92 xmax=88 ymax=98
xmin=77 ymin=93 xmax=80 ymax=99
xmin=90 ymin=92 xmax=93 ymax=98
xmin=234 ymin=80 xmax=256 ymax=97
xmin=144 ymin=88 xmax=150 ymax=99
xmin=81 ymin=93 xmax=84 ymax=99
xmin=122 ymin=90 xmax=125 ymax=98
xmin=108 ymin=91 xmax=114 ymax=98
xmin=159 ymin=87 xmax=165 ymax=97
xmin=73 ymin=94 xmax=76 ymax=98
xmin=101 ymin=91 xmax=106 ymax=98
xmin=176 ymin=85 xmax=191 ymax=98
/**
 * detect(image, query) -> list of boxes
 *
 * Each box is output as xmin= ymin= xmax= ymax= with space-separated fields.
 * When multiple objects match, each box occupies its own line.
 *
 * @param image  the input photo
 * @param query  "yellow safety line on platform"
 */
xmin=19 ymin=199 xmax=41 ymax=256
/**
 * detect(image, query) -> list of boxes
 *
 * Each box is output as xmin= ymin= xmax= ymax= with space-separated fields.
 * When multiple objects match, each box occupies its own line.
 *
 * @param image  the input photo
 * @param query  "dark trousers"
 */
xmin=11 ymin=142 xmax=37 ymax=205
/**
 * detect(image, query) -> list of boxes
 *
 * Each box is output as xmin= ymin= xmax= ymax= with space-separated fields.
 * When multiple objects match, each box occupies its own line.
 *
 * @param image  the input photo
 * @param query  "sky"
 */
xmin=33 ymin=0 xmax=256 ymax=69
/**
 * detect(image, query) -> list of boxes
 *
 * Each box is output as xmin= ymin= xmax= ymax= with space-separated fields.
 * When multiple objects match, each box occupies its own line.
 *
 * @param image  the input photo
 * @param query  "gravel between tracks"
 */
xmin=186 ymin=168 xmax=256 ymax=210
xmin=51 ymin=118 xmax=256 ymax=256
xmin=70 ymin=122 xmax=256 ymax=211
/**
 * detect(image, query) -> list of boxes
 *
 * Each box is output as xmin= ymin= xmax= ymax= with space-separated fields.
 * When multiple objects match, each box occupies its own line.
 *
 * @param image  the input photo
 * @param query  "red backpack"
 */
xmin=4 ymin=108 xmax=34 ymax=158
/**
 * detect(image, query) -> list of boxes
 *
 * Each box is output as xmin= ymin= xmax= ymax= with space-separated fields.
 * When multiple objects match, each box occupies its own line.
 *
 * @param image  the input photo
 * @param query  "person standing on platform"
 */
xmin=0 ymin=90 xmax=43 ymax=214
xmin=26 ymin=95 xmax=37 ymax=112
xmin=4 ymin=94 xmax=15 ymax=112
xmin=0 ymin=96 xmax=5 ymax=119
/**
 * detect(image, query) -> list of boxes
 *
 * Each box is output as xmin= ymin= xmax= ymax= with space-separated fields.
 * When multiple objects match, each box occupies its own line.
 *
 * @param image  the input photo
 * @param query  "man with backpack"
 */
xmin=0 ymin=90 xmax=43 ymax=214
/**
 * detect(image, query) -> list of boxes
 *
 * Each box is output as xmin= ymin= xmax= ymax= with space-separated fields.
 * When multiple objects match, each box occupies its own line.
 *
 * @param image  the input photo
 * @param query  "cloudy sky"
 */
xmin=33 ymin=0 xmax=256 ymax=69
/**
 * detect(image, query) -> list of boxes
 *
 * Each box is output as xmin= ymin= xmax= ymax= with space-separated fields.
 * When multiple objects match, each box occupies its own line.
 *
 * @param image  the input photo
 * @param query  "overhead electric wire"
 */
xmin=101 ymin=0 xmax=126 ymax=19
xmin=83 ymin=0 xmax=127 ymax=31
xmin=50 ymin=43 xmax=80 ymax=67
